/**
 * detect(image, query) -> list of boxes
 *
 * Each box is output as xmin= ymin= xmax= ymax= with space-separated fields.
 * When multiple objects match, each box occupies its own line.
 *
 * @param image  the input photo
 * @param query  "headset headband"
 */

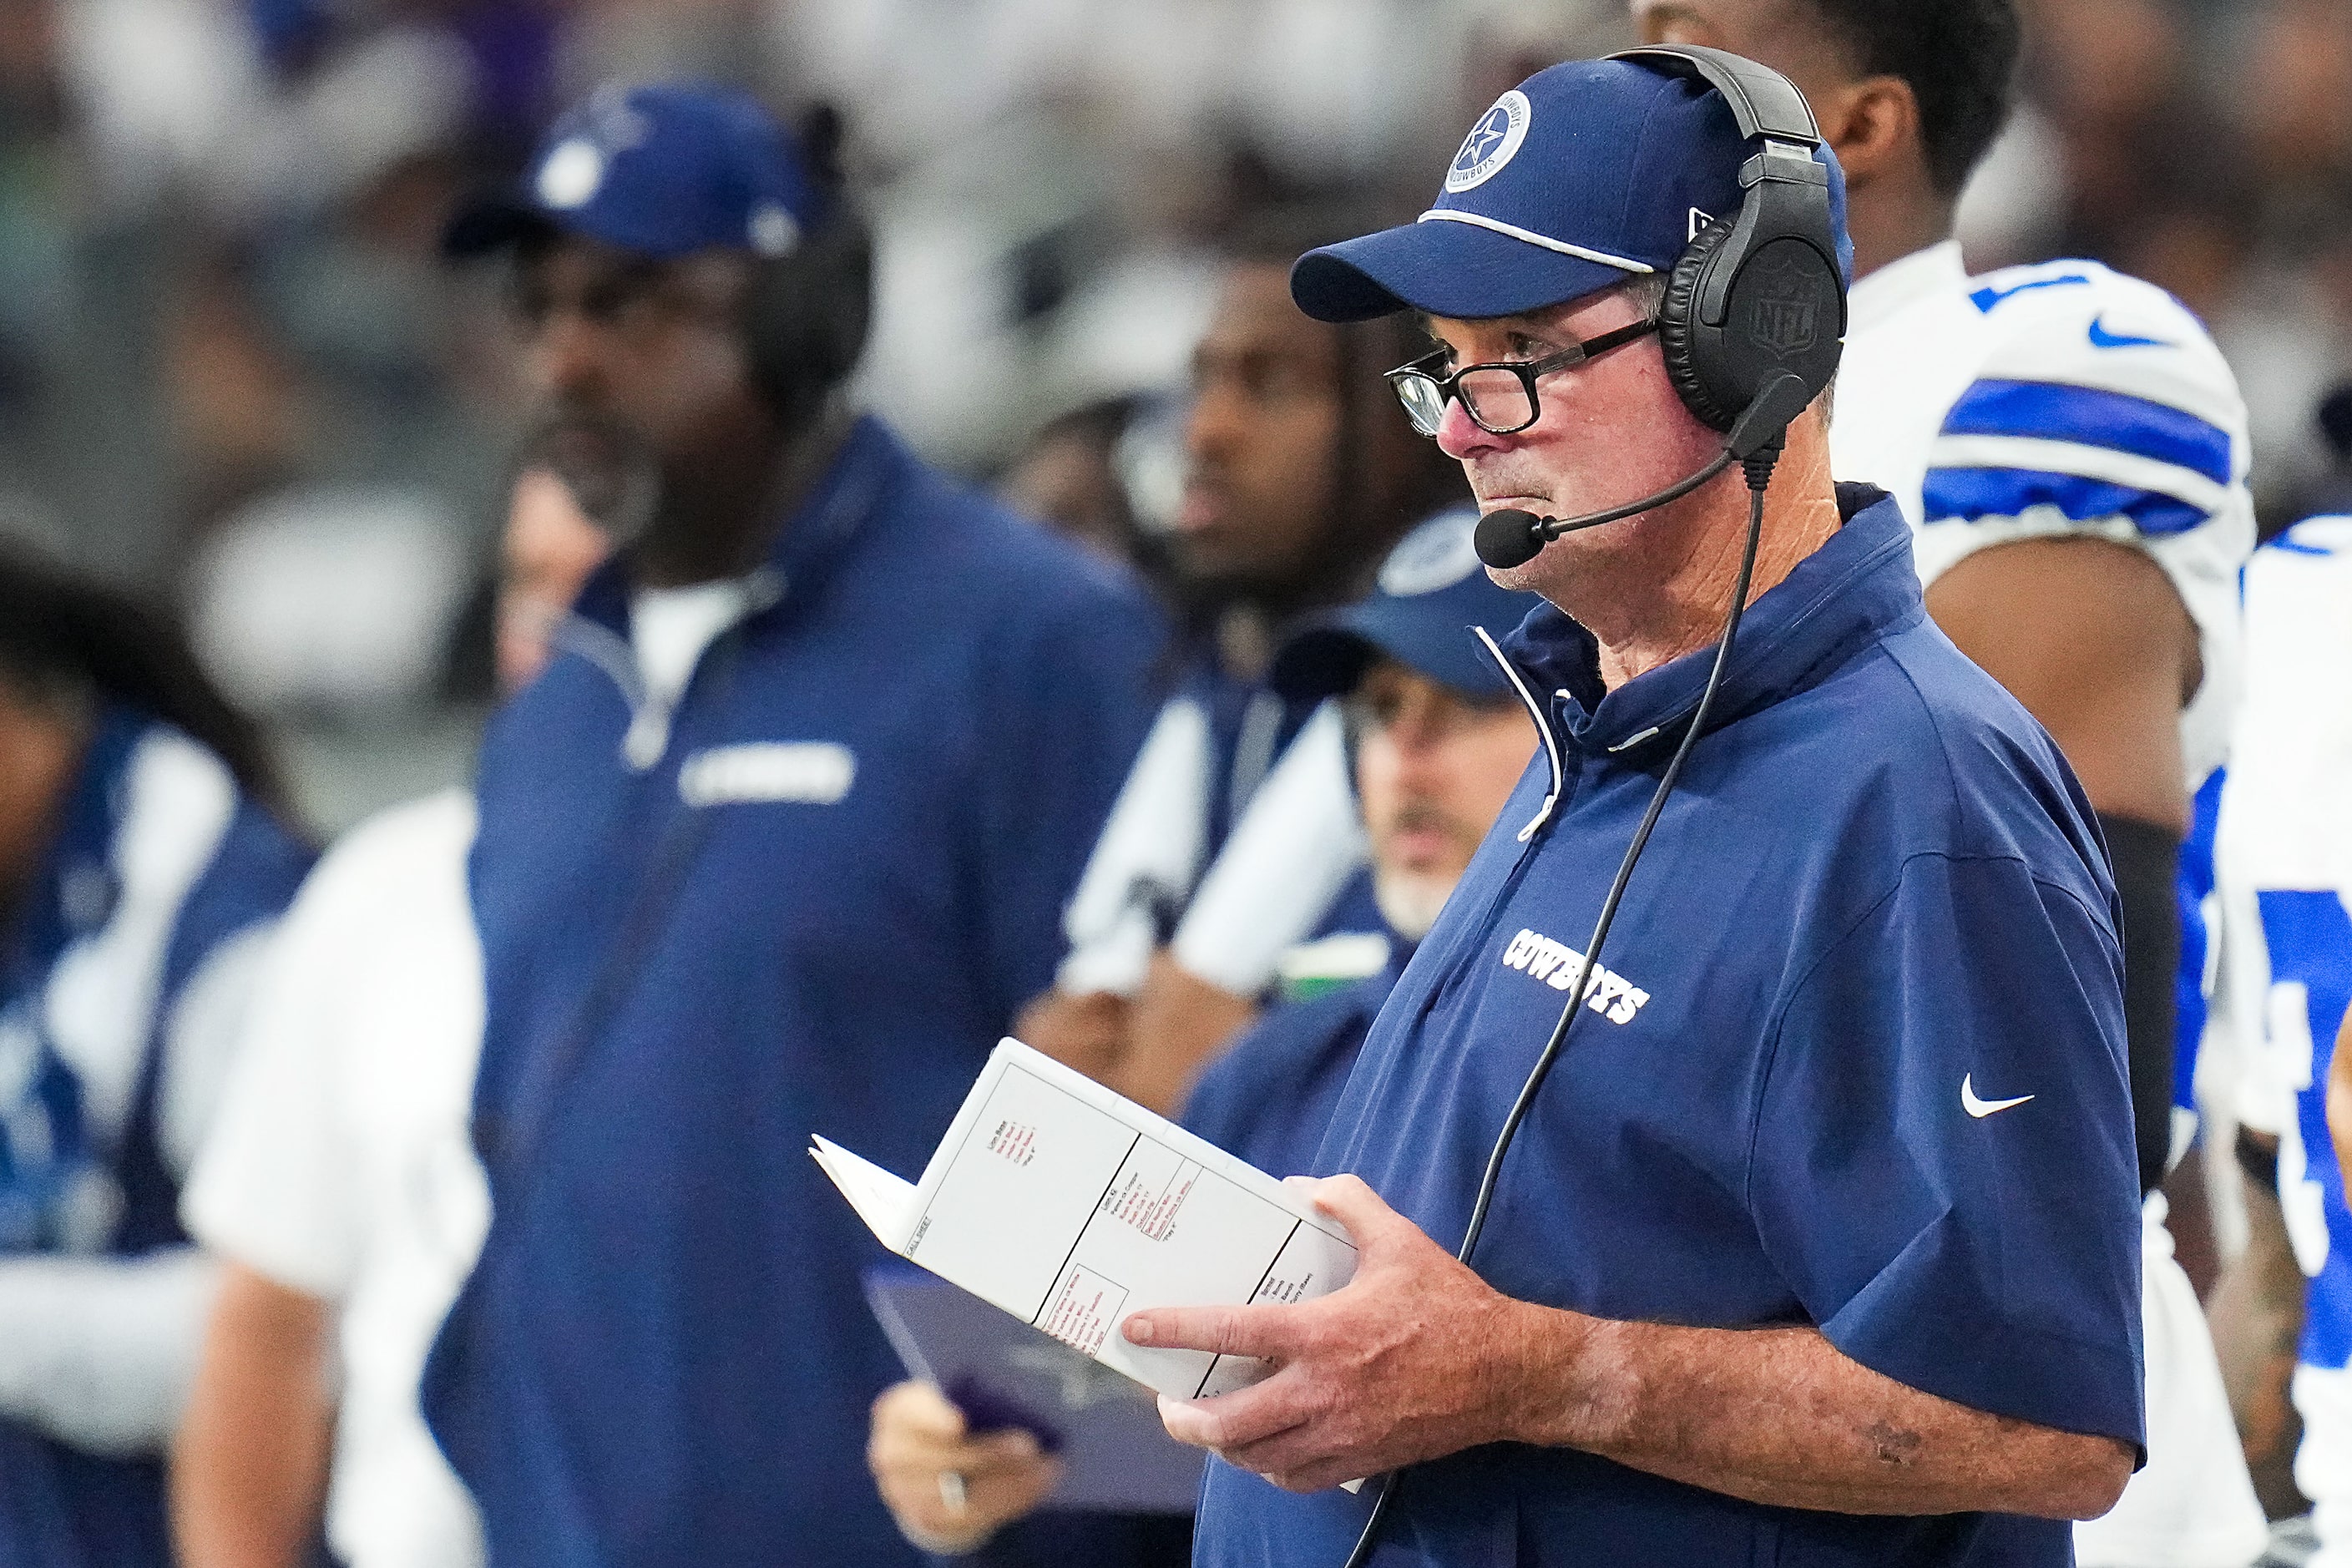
xmin=1609 ymin=44 xmax=1823 ymax=149
xmin=1600 ymin=44 xmax=1845 ymax=433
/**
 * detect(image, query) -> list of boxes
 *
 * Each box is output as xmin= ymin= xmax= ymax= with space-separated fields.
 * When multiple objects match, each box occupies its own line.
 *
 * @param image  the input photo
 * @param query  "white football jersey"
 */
xmin=1834 ymin=241 xmax=2255 ymax=787
xmin=1838 ymin=241 xmax=2267 ymax=1568
xmin=2210 ymin=518 xmax=2352 ymax=1567
xmin=2213 ymin=516 xmax=2352 ymax=1352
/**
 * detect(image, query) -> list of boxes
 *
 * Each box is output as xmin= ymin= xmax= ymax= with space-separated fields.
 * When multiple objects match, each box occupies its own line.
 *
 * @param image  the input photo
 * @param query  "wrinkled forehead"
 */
xmin=1419 ymin=279 xmax=1655 ymax=348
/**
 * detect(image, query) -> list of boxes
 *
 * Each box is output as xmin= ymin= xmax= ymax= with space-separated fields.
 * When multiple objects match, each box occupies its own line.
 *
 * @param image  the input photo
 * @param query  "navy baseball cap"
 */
xmin=1292 ymin=56 xmax=1849 ymax=324
xmin=444 ymin=82 xmax=827 ymax=261
xmin=1272 ymin=508 xmax=1538 ymax=704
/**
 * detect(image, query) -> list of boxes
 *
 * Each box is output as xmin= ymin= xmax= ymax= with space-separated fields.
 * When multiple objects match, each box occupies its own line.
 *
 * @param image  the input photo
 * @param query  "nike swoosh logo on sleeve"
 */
xmin=2087 ymin=316 xmax=2172 ymax=349
xmin=1961 ymin=1075 xmax=2036 ymax=1118
xmin=1969 ymin=273 xmax=2090 ymax=312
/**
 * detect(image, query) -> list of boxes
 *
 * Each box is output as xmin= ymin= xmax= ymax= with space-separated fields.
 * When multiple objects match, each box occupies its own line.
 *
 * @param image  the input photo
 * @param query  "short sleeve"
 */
xmin=1055 ymin=696 xmax=1213 ymax=999
xmin=1750 ymin=852 xmax=2144 ymax=1448
xmin=1920 ymin=266 xmax=2248 ymax=548
xmin=180 ymin=861 xmax=367 ymax=1301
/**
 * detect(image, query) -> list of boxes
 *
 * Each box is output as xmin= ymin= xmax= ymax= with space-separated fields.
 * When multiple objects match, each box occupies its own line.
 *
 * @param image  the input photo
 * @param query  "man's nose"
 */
xmin=1434 ymin=395 xmax=1500 ymax=462
xmin=1184 ymin=380 xmax=1245 ymax=464
xmin=530 ymin=311 xmax=613 ymax=402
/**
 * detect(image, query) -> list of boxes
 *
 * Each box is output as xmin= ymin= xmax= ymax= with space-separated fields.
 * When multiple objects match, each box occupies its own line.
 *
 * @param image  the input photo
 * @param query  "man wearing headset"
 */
xmin=1126 ymin=53 xmax=2144 ymax=1567
xmin=1625 ymin=8 xmax=2265 ymax=1565
xmin=414 ymin=84 xmax=1163 ymax=1568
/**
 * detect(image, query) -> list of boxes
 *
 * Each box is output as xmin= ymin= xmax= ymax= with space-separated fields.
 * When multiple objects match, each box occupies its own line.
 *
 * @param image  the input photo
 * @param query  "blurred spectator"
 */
xmin=169 ymin=461 xmax=609 ymax=1568
xmin=416 ymin=82 xmax=1162 ymax=1568
xmin=0 ymin=546 xmax=311 ymax=1568
xmin=1019 ymin=209 xmax=1466 ymax=1117
xmin=994 ymin=395 xmax=1153 ymax=572
xmin=2284 ymin=383 xmax=2352 ymax=525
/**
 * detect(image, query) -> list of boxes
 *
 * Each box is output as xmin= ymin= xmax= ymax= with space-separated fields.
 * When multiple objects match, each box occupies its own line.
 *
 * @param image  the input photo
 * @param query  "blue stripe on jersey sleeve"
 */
xmin=1920 ymin=467 xmax=2209 ymax=536
xmin=1941 ymin=378 xmax=2233 ymax=486
xmin=2253 ymin=888 xmax=2352 ymax=1372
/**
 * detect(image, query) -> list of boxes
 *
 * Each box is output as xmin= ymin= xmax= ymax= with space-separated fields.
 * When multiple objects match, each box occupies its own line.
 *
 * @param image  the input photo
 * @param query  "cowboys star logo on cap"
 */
xmin=1444 ymin=90 xmax=1531 ymax=194
xmin=536 ymin=139 xmax=605 ymax=209
xmin=748 ymin=201 xmax=801 ymax=257
xmin=1378 ymin=510 xmax=1485 ymax=596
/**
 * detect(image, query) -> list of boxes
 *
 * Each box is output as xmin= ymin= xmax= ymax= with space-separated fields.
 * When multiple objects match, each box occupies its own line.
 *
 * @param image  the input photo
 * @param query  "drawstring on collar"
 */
xmin=1475 ymin=625 xmax=1562 ymax=842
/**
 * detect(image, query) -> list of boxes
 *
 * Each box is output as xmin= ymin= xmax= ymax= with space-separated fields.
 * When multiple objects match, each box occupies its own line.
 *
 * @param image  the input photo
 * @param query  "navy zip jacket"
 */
xmin=1195 ymin=485 xmax=2144 ymax=1568
xmin=423 ymin=418 xmax=1165 ymax=1568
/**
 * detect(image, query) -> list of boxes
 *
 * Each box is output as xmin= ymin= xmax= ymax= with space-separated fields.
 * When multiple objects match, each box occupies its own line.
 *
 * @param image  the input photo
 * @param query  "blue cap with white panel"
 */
xmin=1272 ymin=507 xmax=1536 ymax=703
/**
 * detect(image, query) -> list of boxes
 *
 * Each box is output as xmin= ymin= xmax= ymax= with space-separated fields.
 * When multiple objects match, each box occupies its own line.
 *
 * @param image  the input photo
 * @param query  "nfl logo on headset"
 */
xmin=1745 ymin=252 xmax=1820 ymax=357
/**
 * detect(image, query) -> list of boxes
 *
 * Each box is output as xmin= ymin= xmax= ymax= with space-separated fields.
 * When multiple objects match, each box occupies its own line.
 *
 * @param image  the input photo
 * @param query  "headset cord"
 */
xmin=1337 ymin=450 xmax=1777 ymax=1568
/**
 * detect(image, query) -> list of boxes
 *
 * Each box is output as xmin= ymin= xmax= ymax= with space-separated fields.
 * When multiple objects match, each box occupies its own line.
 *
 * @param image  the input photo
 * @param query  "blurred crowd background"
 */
xmin=0 ymin=0 xmax=2348 ymax=833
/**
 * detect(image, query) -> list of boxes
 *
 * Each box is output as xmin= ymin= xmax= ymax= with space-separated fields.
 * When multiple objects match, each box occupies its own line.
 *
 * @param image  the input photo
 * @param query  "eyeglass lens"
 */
xmin=1395 ymin=374 xmax=1449 ymax=436
xmin=1454 ymin=367 xmax=1539 ymax=434
xmin=1393 ymin=365 xmax=1540 ymax=438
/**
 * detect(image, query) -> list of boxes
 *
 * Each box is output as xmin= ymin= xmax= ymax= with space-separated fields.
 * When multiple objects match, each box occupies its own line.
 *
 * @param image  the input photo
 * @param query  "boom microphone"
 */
xmin=1469 ymin=373 xmax=1814 ymax=571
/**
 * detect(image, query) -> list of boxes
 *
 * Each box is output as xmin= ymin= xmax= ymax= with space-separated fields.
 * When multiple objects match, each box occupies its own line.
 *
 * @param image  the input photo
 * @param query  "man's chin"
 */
xmin=1169 ymin=539 xmax=1291 ymax=601
xmin=524 ymin=415 xmax=662 ymax=544
xmin=1372 ymin=868 xmax=1460 ymax=945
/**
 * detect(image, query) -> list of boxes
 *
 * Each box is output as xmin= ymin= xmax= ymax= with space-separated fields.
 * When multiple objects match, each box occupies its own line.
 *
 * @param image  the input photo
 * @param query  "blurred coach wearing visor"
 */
xmin=1123 ymin=50 xmax=2147 ymax=1568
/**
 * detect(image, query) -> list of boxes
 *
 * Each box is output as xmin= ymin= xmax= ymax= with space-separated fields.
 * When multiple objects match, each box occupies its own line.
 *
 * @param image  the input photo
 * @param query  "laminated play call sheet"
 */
xmin=812 ymin=1039 xmax=1358 ymax=1401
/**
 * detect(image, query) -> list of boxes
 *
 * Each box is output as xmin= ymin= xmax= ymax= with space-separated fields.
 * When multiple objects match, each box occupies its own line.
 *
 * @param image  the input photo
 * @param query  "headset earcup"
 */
xmin=1658 ymin=216 xmax=1740 ymax=431
xmin=741 ymin=213 xmax=875 ymax=421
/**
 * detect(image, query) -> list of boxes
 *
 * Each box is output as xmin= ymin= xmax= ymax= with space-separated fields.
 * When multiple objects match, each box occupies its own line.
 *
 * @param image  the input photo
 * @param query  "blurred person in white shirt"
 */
xmin=169 ymin=463 xmax=609 ymax=1568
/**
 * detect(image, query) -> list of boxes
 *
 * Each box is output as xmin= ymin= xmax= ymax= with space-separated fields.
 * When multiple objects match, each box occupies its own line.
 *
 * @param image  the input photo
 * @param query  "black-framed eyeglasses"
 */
xmin=1383 ymin=317 xmax=1659 ymax=438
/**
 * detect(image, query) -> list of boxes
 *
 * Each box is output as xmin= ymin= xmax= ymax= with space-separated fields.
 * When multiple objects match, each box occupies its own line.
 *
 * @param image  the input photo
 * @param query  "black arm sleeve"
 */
xmin=2098 ymin=812 xmax=2183 ymax=1196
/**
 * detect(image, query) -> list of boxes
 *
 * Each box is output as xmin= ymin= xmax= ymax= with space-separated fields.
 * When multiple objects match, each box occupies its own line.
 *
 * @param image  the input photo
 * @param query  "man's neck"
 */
xmin=1577 ymin=434 xmax=1843 ymax=691
xmin=634 ymin=408 xmax=854 ymax=589
xmin=1847 ymin=195 xmax=1956 ymax=288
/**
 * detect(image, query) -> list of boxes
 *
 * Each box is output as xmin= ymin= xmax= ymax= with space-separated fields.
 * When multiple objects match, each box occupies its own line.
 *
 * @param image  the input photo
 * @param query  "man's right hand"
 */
xmin=867 ymin=1380 xmax=1060 ymax=1556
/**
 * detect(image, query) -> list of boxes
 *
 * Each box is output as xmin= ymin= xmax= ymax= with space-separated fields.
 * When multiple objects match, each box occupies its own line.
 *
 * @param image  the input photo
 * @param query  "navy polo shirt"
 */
xmin=1195 ymin=486 xmax=2143 ymax=1568
xmin=422 ymin=417 xmax=1165 ymax=1568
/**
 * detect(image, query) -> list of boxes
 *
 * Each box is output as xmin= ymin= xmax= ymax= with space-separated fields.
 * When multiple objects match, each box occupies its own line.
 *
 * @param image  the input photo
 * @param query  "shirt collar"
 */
xmin=572 ymin=414 xmax=903 ymax=637
xmin=1846 ymin=239 xmax=1965 ymax=337
xmin=1499 ymin=483 xmax=1922 ymax=757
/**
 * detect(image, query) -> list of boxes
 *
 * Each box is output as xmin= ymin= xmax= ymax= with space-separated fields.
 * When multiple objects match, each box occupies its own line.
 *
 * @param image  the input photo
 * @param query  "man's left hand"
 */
xmin=1121 ymin=1174 xmax=1571 ymax=1493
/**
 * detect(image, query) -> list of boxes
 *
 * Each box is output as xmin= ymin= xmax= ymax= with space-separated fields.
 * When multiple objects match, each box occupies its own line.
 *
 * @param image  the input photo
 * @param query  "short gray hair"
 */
xmin=1616 ymin=271 xmax=1669 ymax=319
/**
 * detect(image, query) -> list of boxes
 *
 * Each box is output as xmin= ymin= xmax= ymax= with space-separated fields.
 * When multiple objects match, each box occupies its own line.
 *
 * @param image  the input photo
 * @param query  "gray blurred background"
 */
xmin=1 ymin=0 xmax=2345 ymax=832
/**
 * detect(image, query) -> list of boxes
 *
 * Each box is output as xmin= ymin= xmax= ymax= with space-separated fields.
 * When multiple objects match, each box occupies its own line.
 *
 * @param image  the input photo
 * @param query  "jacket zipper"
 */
xmin=1475 ymin=625 xmax=1565 ymax=842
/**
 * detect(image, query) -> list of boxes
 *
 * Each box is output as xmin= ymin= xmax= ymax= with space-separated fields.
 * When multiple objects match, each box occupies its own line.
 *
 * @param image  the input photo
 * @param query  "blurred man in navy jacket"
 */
xmin=421 ymin=84 xmax=1164 ymax=1568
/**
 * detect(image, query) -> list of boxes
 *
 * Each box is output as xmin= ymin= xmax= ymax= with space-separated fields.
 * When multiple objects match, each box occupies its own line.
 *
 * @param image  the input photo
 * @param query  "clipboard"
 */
xmin=865 ymin=1267 xmax=1206 ymax=1514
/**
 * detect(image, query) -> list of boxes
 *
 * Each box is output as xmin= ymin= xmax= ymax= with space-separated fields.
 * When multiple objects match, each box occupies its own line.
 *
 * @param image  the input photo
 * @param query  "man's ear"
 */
xmin=1811 ymin=73 xmax=1922 ymax=193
